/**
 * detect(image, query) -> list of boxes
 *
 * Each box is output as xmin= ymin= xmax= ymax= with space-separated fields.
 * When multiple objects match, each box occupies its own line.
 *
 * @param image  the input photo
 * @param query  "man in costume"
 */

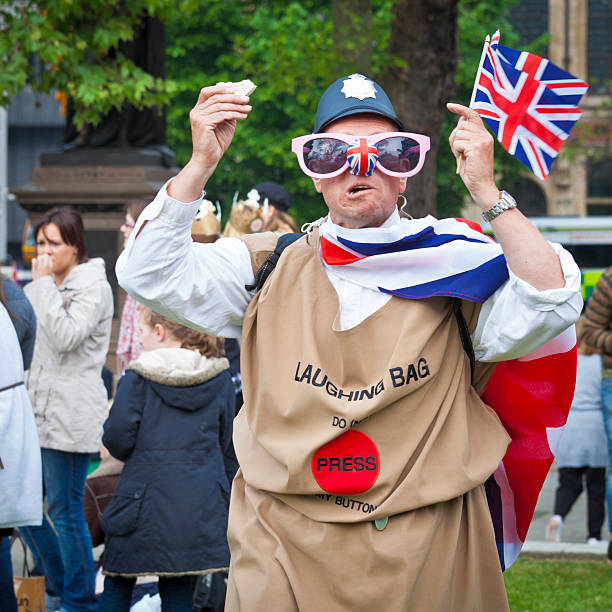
xmin=117 ymin=75 xmax=582 ymax=611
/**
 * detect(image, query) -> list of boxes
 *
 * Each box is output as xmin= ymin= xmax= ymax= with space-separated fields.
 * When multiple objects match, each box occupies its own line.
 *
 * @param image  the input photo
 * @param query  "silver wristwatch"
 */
xmin=482 ymin=191 xmax=517 ymax=223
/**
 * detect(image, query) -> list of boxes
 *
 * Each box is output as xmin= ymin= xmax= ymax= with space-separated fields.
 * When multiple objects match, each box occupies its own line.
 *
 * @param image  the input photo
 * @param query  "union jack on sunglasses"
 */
xmin=291 ymin=132 xmax=431 ymax=179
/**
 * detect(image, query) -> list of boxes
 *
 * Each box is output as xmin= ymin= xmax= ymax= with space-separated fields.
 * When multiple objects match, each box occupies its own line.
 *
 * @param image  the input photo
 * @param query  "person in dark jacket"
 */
xmin=99 ymin=306 xmax=236 ymax=612
xmin=1 ymin=276 xmax=39 ymax=612
xmin=1 ymin=276 xmax=36 ymax=369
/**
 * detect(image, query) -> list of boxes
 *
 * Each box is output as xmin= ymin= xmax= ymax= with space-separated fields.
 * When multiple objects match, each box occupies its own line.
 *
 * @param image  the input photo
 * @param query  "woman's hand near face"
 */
xmin=31 ymin=253 xmax=54 ymax=280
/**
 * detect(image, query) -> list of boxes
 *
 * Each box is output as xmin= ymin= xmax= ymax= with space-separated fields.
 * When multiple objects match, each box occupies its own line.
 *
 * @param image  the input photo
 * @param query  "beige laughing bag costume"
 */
xmin=116 ymin=75 xmax=582 ymax=611
xmin=228 ymin=230 xmax=509 ymax=610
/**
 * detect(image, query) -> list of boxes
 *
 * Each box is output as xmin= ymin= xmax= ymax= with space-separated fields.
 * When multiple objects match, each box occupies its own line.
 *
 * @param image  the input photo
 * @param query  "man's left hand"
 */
xmin=447 ymin=103 xmax=500 ymax=210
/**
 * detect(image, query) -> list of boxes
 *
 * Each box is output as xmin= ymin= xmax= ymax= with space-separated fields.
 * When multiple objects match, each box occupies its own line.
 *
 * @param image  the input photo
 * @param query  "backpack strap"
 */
xmin=245 ymin=233 xmax=305 ymax=292
xmin=450 ymin=297 xmax=476 ymax=384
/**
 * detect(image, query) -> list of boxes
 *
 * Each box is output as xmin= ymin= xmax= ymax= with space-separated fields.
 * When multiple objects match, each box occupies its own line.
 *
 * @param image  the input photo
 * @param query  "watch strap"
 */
xmin=482 ymin=191 xmax=517 ymax=223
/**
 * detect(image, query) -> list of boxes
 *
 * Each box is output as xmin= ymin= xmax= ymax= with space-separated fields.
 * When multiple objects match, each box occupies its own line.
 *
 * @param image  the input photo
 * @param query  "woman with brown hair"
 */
xmin=20 ymin=206 xmax=113 ymax=612
xmin=99 ymin=307 xmax=236 ymax=611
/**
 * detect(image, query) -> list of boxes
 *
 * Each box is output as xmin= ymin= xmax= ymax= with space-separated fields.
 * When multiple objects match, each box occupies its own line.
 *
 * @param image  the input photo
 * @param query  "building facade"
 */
xmin=508 ymin=0 xmax=612 ymax=217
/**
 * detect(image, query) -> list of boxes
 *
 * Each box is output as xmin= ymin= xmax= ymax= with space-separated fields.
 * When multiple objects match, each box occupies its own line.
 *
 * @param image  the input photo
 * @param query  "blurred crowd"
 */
xmin=0 ymin=181 xmax=297 ymax=612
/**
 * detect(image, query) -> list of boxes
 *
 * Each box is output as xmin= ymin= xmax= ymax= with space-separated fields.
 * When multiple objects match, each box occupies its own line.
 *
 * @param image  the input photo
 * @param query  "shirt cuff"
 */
xmin=505 ymin=242 xmax=582 ymax=311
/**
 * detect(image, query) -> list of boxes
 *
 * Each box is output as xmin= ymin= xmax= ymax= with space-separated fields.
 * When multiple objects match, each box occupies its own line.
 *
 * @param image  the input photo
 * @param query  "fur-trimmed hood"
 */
xmin=127 ymin=348 xmax=230 ymax=412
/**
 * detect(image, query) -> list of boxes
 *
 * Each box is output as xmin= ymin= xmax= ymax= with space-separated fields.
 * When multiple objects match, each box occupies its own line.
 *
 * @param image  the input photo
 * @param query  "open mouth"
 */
xmin=348 ymin=185 xmax=372 ymax=196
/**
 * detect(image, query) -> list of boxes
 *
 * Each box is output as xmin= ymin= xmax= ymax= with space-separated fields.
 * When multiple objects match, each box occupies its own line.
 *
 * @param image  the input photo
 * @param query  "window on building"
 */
xmin=588 ymin=0 xmax=612 ymax=94
xmin=587 ymin=157 xmax=612 ymax=198
xmin=506 ymin=0 xmax=549 ymax=49
xmin=511 ymin=176 xmax=547 ymax=216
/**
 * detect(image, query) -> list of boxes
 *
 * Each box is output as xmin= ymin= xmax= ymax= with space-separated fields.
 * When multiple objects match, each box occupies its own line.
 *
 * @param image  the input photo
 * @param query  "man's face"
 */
xmin=311 ymin=115 xmax=408 ymax=229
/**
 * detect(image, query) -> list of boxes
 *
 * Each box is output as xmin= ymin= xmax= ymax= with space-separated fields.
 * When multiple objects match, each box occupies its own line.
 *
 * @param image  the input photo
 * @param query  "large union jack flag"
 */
xmin=471 ymin=30 xmax=588 ymax=180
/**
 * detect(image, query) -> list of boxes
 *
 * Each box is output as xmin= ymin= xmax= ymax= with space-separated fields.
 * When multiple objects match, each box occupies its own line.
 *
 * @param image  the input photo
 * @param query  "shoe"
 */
xmin=545 ymin=515 xmax=562 ymax=542
xmin=587 ymin=537 xmax=604 ymax=545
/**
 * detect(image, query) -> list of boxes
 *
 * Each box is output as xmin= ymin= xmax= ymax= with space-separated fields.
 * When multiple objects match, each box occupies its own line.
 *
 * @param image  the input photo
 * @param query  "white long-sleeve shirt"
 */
xmin=116 ymin=183 xmax=583 ymax=362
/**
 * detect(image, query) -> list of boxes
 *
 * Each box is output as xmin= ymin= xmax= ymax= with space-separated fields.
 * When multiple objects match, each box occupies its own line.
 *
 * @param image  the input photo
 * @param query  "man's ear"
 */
xmin=311 ymin=177 xmax=323 ymax=193
xmin=399 ymin=176 xmax=407 ymax=193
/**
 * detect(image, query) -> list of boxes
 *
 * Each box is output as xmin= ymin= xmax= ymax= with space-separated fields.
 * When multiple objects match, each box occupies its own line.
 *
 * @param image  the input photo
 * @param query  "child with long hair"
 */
xmin=99 ymin=307 xmax=237 ymax=611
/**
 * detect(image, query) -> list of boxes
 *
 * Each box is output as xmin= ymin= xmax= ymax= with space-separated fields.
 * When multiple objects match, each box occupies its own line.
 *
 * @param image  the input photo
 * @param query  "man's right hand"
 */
xmin=168 ymin=84 xmax=252 ymax=203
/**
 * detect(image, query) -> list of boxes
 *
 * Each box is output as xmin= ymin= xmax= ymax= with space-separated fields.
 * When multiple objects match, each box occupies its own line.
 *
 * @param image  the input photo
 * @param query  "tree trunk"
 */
xmin=332 ymin=0 xmax=373 ymax=74
xmin=381 ymin=0 xmax=459 ymax=217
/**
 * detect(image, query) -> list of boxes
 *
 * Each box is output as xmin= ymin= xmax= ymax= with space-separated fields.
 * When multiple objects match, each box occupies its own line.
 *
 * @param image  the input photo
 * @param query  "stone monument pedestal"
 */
xmin=12 ymin=147 xmax=179 ymax=376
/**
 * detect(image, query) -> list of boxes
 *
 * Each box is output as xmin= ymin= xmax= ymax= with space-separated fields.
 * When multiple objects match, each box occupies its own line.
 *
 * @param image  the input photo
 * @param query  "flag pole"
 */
xmin=456 ymin=32 xmax=492 ymax=174
xmin=469 ymin=33 xmax=492 ymax=108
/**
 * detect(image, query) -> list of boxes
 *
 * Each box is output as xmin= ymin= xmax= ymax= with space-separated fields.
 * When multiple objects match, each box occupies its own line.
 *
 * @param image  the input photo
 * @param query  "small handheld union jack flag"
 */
xmin=470 ymin=30 xmax=588 ymax=180
xmin=347 ymin=138 xmax=378 ymax=177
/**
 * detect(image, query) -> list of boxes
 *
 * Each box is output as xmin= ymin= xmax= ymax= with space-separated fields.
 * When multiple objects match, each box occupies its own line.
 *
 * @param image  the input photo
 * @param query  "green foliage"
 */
xmin=504 ymin=557 xmax=612 ymax=611
xmin=2 ymin=0 xmax=561 ymax=223
xmin=0 ymin=0 xmax=195 ymax=128
xmin=164 ymin=0 xmax=540 ymax=224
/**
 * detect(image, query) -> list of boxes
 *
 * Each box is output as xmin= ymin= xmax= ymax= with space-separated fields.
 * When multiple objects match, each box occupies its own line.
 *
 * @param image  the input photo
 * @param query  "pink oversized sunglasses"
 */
xmin=291 ymin=132 xmax=431 ymax=179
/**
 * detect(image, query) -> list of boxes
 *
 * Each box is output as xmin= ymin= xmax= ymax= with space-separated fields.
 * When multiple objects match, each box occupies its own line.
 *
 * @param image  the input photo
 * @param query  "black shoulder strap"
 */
xmin=245 ymin=232 xmax=305 ymax=292
xmin=451 ymin=297 xmax=476 ymax=384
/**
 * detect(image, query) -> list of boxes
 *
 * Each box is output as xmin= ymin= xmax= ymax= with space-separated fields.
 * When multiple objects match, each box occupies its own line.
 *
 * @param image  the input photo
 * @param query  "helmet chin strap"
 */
xmin=347 ymin=138 xmax=378 ymax=177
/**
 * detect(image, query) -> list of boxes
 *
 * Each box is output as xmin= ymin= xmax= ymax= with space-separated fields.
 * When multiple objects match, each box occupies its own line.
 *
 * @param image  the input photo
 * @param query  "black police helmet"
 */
xmin=314 ymin=74 xmax=404 ymax=133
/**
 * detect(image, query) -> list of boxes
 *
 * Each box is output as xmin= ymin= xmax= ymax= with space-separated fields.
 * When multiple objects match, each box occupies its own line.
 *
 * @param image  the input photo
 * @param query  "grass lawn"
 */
xmin=504 ymin=557 xmax=612 ymax=611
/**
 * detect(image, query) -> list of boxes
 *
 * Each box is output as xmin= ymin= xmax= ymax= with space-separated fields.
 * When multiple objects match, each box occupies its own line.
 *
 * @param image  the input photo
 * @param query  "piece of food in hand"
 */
xmin=215 ymin=79 xmax=256 ymax=96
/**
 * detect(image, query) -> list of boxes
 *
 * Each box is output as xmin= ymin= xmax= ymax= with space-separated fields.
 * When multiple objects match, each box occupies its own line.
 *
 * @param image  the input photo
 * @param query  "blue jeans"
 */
xmin=20 ymin=448 xmax=97 ymax=612
xmin=601 ymin=378 xmax=612 ymax=533
xmin=100 ymin=576 xmax=191 ymax=612
xmin=0 ymin=536 xmax=18 ymax=612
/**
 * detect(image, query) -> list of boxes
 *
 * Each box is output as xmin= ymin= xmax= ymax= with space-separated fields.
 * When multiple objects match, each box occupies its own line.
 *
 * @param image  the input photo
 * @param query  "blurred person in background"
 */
xmin=255 ymin=181 xmax=298 ymax=233
xmin=0 ymin=279 xmax=41 ymax=612
xmin=581 ymin=265 xmax=612 ymax=561
xmin=2 ymin=274 xmax=37 ymax=367
xmin=20 ymin=206 xmax=113 ymax=612
xmin=545 ymin=315 xmax=607 ymax=544
xmin=116 ymin=199 xmax=150 ymax=376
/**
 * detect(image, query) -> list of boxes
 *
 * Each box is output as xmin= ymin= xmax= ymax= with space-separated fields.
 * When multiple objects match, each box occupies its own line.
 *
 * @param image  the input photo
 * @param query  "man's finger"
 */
xmin=447 ymin=103 xmax=485 ymax=128
xmin=196 ymin=86 xmax=218 ymax=105
xmin=196 ymin=84 xmax=239 ymax=106
xmin=203 ymin=111 xmax=251 ymax=128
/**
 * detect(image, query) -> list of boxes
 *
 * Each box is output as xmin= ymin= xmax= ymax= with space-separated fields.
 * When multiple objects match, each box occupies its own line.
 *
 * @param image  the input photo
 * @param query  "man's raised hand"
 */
xmin=447 ymin=103 xmax=500 ymax=210
xmin=168 ymin=83 xmax=253 ymax=203
xmin=189 ymin=84 xmax=253 ymax=170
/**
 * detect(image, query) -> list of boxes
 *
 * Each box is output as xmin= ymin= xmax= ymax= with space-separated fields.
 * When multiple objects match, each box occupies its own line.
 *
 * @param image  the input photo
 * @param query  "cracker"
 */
xmin=215 ymin=79 xmax=256 ymax=96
